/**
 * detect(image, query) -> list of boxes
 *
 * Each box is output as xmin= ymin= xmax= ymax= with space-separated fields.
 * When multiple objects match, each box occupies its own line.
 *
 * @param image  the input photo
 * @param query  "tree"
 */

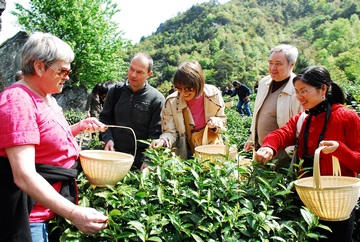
xmin=13 ymin=0 xmax=131 ymax=89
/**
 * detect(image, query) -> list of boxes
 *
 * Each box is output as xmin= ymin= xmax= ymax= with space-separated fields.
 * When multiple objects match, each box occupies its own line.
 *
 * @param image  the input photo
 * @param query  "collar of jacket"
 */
xmin=265 ymin=72 xmax=296 ymax=95
xmin=124 ymin=80 xmax=150 ymax=94
xmin=176 ymin=84 xmax=221 ymax=113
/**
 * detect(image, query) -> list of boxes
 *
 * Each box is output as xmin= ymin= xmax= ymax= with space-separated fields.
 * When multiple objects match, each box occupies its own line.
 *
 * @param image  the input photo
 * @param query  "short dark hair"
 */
xmin=131 ymin=52 xmax=153 ymax=73
xmin=173 ymin=61 xmax=204 ymax=98
xmin=233 ymin=80 xmax=240 ymax=87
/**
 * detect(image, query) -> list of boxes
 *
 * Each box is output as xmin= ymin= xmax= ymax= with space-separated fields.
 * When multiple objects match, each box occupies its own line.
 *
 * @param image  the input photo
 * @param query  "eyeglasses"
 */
xmin=45 ymin=64 xmax=72 ymax=77
xmin=295 ymin=87 xmax=317 ymax=97
xmin=175 ymin=86 xmax=194 ymax=92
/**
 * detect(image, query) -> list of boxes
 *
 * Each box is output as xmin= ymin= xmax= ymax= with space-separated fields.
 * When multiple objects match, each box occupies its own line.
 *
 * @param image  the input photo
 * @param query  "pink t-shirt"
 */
xmin=186 ymin=93 xmax=206 ymax=131
xmin=0 ymin=84 xmax=79 ymax=222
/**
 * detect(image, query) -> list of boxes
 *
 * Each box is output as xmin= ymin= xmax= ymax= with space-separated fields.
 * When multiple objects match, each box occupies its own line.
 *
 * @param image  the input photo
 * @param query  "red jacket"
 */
xmin=262 ymin=104 xmax=360 ymax=177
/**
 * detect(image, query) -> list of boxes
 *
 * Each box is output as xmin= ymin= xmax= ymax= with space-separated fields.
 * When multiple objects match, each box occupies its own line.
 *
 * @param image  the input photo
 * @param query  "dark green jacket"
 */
xmin=99 ymin=81 xmax=165 ymax=168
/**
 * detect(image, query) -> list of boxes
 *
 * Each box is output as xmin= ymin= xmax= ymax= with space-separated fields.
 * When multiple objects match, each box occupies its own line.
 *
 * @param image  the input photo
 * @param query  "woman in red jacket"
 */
xmin=255 ymin=66 xmax=360 ymax=242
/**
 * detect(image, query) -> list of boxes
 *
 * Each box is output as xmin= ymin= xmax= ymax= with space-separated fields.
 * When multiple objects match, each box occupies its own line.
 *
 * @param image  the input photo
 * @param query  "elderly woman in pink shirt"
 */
xmin=0 ymin=32 xmax=108 ymax=241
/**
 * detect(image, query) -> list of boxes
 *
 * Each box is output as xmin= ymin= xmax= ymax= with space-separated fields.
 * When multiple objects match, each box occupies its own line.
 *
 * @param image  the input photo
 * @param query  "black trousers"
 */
xmin=0 ymin=157 xmax=33 ymax=242
xmin=311 ymin=210 xmax=355 ymax=242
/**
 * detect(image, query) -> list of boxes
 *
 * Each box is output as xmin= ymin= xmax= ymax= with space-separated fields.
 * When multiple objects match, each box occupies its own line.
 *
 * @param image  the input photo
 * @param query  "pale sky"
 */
xmin=0 ymin=0 xmax=229 ymax=45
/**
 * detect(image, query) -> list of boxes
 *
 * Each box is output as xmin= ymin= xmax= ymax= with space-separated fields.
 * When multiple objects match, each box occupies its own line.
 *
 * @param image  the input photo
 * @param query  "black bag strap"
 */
xmin=303 ymin=102 xmax=331 ymax=155
xmin=113 ymin=81 xmax=126 ymax=105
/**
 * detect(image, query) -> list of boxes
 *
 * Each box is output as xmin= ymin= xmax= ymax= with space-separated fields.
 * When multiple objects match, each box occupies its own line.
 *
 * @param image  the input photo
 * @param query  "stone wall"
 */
xmin=0 ymin=31 xmax=88 ymax=113
xmin=0 ymin=31 xmax=27 ymax=90
xmin=0 ymin=0 xmax=5 ymax=32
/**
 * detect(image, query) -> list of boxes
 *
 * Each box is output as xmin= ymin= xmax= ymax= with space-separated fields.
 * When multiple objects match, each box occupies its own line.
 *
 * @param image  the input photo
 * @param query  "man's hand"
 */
xmin=104 ymin=140 xmax=115 ymax=151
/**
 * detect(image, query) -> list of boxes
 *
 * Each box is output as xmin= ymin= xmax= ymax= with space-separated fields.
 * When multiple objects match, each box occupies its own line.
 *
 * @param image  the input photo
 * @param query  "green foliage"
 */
xmin=13 ymin=0 xmax=130 ymax=89
xmin=10 ymin=0 xmax=360 ymax=98
xmin=11 ymin=0 xmax=358 ymax=240
xmin=85 ymin=134 xmax=104 ymax=150
xmin=63 ymin=109 xmax=86 ymax=125
xmin=157 ymin=80 xmax=174 ymax=97
xmin=129 ymin=0 xmax=360 ymax=99
xmin=54 ymin=148 xmax=327 ymax=241
xmin=224 ymin=105 xmax=252 ymax=152
xmin=56 ymin=96 xmax=360 ymax=241
xmin=53 ymin=102 xmax=338 ymax=241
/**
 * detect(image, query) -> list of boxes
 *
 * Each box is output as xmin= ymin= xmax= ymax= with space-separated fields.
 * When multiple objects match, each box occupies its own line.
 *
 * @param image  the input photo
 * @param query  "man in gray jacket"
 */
xmin=100 ymin=53 xmax=165 ymax=169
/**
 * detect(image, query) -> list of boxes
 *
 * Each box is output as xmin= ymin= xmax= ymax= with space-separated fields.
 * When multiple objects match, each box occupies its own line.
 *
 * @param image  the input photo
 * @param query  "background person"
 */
xmin=167 ymin=85 xmax=175 ymax=96
xmin=85 ymin=82 xmax=103 ymax=118
xmin=150 ymin=61 xmax=226 ymax=160
xmin=230 ymin=80 xmax=252 ymax=116
xmin=0 ymin=32 xmax=108 ymax=241
xmin=99 ymin=52 xmax=165 ymax=170
xmin=222 ymin=85 xmax=233 ymax=96
xmin=15 ymin=70 xmax=24 ymax=81
xmin=253 ymin=80 xmax=259 ymax=93
xmin=244 ymin=44 xmax=302 ymax=170
xmin=255 ymin=66 xmax=360 ymax=242
xmin=98 ymin=80 xmax=115 ymax=104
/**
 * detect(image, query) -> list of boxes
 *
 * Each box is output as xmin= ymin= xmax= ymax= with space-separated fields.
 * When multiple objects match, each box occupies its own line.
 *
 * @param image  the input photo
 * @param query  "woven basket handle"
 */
xmin=201 ymin=125 xmax=224 ymax=146
xmin=313 ymin=146 xmax=341 ymax=189
xmin=202 ymin=125 xmax=210 ymax=145
xmin=79 ymin=125 xmax=137 ymax=159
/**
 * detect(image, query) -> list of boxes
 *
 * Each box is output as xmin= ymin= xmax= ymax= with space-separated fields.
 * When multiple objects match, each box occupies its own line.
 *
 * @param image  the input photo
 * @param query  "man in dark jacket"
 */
xmin=230 ymin=80 xmax=251 ymax=116
xmin=99 ymin=53 xmax=165 ymax=169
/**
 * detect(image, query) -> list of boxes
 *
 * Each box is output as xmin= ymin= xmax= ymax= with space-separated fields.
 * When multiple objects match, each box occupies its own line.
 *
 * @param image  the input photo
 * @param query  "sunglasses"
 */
xmin=45 ymin=63 xmax=72 ymax=77
xmin=175 ymin=86 xmax=194 ymax=92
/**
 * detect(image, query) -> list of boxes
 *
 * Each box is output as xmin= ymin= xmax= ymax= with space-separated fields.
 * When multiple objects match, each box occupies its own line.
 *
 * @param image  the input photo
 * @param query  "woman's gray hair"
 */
xmin=270 ymin=44 xmax=298 ymax=65
xmin=21 ymin=32 xmax=74 ymax=75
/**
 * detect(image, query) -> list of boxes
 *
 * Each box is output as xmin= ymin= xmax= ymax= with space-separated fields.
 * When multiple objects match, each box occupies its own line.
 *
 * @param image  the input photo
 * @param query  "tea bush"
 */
xmin=56 ymin=101 xmax=360 ymax=241
xmin=64 ymin=109 xmax=86 ymax=125
xmin=55 ymin=148 xmax=328 ymax=242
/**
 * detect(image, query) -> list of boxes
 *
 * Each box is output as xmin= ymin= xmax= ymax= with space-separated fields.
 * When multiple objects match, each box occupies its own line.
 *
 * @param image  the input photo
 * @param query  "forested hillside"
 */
xmin=129 ymin=0 xmax=360 ymax=99
xmin=11 ymin=0 xmax=359 ymax=100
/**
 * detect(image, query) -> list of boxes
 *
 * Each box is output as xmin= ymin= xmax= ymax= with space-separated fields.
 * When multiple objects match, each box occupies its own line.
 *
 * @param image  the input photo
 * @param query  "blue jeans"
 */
xmin=237 ymin=100 xmax=251 ymax=116
xmin=31 ymin=222 xmax=49 ymax=242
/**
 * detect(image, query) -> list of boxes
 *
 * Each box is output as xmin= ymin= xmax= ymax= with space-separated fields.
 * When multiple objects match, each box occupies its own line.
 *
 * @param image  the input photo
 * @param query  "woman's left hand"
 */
xmin=79 ymin=117 xmax=107 ymax=133
xmin=207 ymin=117 xmax=223 ymax=129
xmin=319 ymin=140 xmax=339 ymax=154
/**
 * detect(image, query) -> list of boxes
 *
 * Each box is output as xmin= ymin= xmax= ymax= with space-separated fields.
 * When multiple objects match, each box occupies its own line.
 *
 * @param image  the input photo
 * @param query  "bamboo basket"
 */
xmin=195 ymin=144 xmax=237 ymax=163
xmin=194 ymin=125 xmax=237 ymax=164
xmin=294 ymin=146 xmax=360 ymax=221
xmin=79 ymin=125 xmax=136 ymax=187
xmin=225 ymin=100 xmax=233 ymax=108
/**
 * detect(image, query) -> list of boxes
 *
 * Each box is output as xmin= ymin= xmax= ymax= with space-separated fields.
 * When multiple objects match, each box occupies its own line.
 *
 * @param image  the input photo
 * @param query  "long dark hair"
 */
xmin=91 ymin=83 xmax=102 ymax=95
xmin=293 ymin=66 xmax=345 ymax=105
